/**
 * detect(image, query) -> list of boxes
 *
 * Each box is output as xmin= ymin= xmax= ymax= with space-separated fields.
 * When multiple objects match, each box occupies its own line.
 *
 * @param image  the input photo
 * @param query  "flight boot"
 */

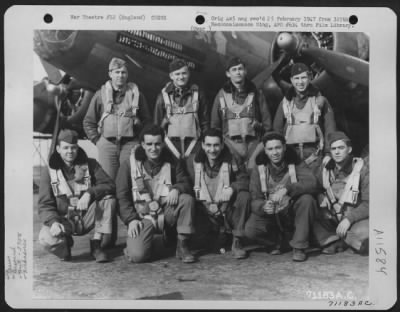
xmin=176 ymin=237 xmax=195 ymax=263
xmin=90 ymin=239 xmax=109 ymax=263
xmin=292 ymin=248 xmax=307 ymax=262
xmin=62 ymin=235 xmax=74 ymax=261
xmin=231 ymin=236 xmax=247 ymax=259
xmin=322 ymin=239 xmax=346 ymax=255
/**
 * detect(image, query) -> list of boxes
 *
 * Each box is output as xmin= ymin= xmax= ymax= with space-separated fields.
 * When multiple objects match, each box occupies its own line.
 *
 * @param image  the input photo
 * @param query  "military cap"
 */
xmin=226 ymin=56 xmax=245 ymax=71
xmin=169 ymin=58 xmax=188 ymax=73
xmin=109 ymin=57 xmax=127 ymax=71
xmin=327 ymin=131 xmax=351 ymax=147
xmin=262 ymin=131 xmax=286 ymax=145
xmin=290 ymin=62 xmax=310 ymax=77
xmin=57 ymin=129 xmax=79 ymax=144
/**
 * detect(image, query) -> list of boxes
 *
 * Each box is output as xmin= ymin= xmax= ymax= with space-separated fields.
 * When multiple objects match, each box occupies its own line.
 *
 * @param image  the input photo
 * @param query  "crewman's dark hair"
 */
xmin=262 ymin=131 xmax=286 ymax=145
xmin=139 ymin=124 xmax=165 ymax=142
xmin=201 ymin=128 xmax=223 ymax=143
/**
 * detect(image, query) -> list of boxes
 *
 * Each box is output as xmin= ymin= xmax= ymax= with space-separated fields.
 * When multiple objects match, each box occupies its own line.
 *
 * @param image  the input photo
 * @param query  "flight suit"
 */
xmin=313 ymin=155 xmax=369 ymax=252
xmin=38 ymin=148 xmax=116 ymax=259
xmin=116 ymin=146 xmax=195 ymax=263
xmin=187 ymin=146 xmax=251 ymax=249
xmin=246 ymin=148 xmax=318 ymax=250
xmin=154 ymin=82 xmax=209 ymax=161
xmin=84 ymin=81 xmax=152 ymax=180
xmin=273 ymin=84 xmax=336 ymax=174
xmin=211 ymin=80 xmax=272 ymax=172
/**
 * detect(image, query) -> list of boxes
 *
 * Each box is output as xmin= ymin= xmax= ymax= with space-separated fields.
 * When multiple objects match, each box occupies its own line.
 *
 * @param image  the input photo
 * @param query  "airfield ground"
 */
xmin=33 ymin=193 xmax=369 ymax=302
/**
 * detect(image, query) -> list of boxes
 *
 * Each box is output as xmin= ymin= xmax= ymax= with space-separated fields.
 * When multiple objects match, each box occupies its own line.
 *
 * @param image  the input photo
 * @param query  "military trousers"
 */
xmin=124 ymin=194 xmax=195 ymax=263
xmin=195 ymin=190 xmax=251 ymax=239
xmin=96 ymin=136 xmax=138 ymax=180
xmin=38 ymin=196 xmax=116 ymax=259
xmin=244 ymin=194 xmax=317 ymax=249
xmin=313 ymin=217 xmax=369 ymax=251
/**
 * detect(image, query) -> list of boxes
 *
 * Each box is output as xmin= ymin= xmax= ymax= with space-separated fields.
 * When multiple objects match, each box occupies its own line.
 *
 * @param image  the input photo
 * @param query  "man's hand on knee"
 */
xmin=336 ymin=218 xmax=351 ymax=238
xmin=166 ymin=189 xmax=179 ymax=206
xmin=50 ymin=222 xmax=65 ymax=237
xmin=128 ymin=220 xmax=144 ymax=238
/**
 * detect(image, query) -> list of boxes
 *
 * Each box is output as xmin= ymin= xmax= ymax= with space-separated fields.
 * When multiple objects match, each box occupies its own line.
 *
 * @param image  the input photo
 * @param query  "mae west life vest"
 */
xmin=193 ymin=161 xmax=233 ymax=216
xmin=49 ymin=165 xmax=91 ymax=235
xmin=258 ymin=163 xmax=297 ymax=213
xmin=282 ymin=96 xmax=324 ymax=151
xmin=130 ymin=152 xmax=171 ymax=232
xmin=219 ymin=90 xmax=255 ymax=139
xmin=321 ymin=156 xmax=364 ymax=219
xmin=98 ymin=81 xmax=140 ymax=139
xmin=49 ymin=164 xmax=91 ymax=205
xmin=162 ymin=83 xmax=200 ymax=159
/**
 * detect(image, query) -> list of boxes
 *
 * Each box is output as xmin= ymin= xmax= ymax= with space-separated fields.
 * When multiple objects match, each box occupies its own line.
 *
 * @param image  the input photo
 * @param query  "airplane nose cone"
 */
xmin=276 ymin=32 xmax=297 ymax=53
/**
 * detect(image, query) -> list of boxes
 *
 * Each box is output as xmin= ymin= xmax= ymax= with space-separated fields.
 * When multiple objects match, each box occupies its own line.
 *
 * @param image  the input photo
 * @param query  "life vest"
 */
xmin=193 ymin=161 xmax=232 ymax=216
xmin=98 ymin=81 xmax=140 ymax=139
xmin=321 ymin=156 xmax=364 ymax=219
xmin=282 ymin=96 xmax=324 ymax=156
xmin=49 ymin=165 xmax=91 ymax=235
xmin=129 ymin=151 xmax=171 ymax=232
xmin=49 ymin=164 xmax=91 ymax=205
xmin=219 ymin=90 xmax=255 ymax=139
xmin=257 ymin=163 xmax=297 ymax=213
xmin=162 ymin=83 xmax=200 ymax=159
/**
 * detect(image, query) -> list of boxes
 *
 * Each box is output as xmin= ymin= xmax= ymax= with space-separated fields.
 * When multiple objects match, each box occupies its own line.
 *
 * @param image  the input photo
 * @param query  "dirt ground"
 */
xmin=32 ymin=191 xmax=369 ymax=302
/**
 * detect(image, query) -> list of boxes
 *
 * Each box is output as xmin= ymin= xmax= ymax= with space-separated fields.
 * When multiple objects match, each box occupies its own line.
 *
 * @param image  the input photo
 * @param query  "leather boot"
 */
xmin=90 ymin=239 xmax=109 ymax=263
xmin=322 ymin=239 xmax=346 ymax=255
xmin=292 ymin=248 xmax=307 ymax=262
xmin=62 ymin=235 xmax=74 ymax=261
xmin=231 ymin=237 xmax=247 ymax=259
xmin=176 ymin=238 xmax=195 ymax=263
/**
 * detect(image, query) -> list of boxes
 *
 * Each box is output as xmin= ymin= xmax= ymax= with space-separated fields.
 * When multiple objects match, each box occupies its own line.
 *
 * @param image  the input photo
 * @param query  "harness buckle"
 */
xmin=194 ymin=188 xmax=201 ymax=200
xmin=235 ymin=112 xmax=241 ymax=119
xmin=51 ymin=182 xmax=59 ymax=197
xmin=69 ymin=196 xmax=79 ymax=207
xmin=177 ymin=107 xmax=186 ymax=114
xmin=351 ymin=190 xmax=359 ymax=203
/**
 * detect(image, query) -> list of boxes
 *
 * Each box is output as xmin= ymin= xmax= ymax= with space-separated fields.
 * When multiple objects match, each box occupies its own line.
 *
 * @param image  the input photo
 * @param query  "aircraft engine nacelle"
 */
xmin=33 ymin=78 xmax=94 ymax=137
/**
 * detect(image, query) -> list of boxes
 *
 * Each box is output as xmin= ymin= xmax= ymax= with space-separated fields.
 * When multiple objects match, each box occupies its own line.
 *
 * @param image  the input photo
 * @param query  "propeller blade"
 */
xmin=252 ymin=53 xmax=286 ymax=89
xmin=48 ymin=96 xmax=62 ymax=161
xmin=300 ymin=46 xmax=369 ymax=86
xmin=38 ymin=57 xmax=63 ymax=84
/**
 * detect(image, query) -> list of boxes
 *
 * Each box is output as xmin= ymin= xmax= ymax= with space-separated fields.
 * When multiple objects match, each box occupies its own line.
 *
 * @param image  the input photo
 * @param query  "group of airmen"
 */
xmin=38 ymin=55 xmax=369 ymax=264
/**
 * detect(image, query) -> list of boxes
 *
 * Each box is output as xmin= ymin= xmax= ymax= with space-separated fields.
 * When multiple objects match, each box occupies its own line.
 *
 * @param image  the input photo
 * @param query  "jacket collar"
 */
xmin=164 ymin=81 xmax=198 ymax=94
xmin=134 ymin=145 xmax=175 ymax=164
xmin=284 ymin=83 xmax=320 ymax=101
xmin=222 ymin=79 xmax=257 ymax=94
xmin=48 ymin=147 xmax=88 ymax=170
xmin=255 ymin=145 xmax=300 ymax=166
xmin=194 ymin=145 xmax=232 ymax=164
xmin=326 ymin=155 xmax=354 ymax=174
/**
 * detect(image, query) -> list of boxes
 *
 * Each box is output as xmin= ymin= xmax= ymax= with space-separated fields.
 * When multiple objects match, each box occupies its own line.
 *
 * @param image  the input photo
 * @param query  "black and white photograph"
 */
xmin=4 ymin=6 xmax=397 ymax=310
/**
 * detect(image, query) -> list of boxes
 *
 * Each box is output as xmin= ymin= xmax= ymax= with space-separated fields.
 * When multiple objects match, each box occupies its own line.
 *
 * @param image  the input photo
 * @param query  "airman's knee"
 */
xmin=125 ymin=247 xmax=151 ymax=263
xmin=179 ymin=194 xmax=195 ymax=206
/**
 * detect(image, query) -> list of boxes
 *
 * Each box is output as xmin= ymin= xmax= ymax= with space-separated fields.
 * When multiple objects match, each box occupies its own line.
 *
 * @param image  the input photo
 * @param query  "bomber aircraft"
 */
xmin=32 ymin=30 xmax=370 ymax=301
xmin=34 ymin=30 xmax=369 ymax=156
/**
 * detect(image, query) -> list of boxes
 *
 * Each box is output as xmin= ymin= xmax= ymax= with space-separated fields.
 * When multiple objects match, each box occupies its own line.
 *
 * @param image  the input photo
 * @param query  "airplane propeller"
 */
xmin=276 ymin=32 xmax=369 ymax=86
xmin=252 ymin=53 xmax=287 ymax=89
